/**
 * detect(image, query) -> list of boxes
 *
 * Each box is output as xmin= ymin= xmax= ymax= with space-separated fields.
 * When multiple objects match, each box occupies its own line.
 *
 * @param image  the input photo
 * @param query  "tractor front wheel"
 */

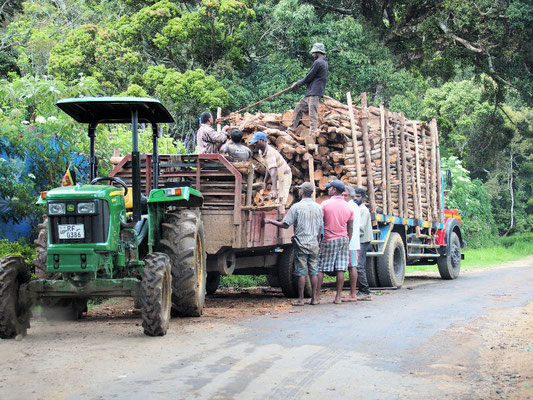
xmin=141 ymin=252 xmax=172 ymax=336
xmin=0 ymin=256 xmax=31 ymax=339
xmin=159 ymin=210 xmax=207 ymax=317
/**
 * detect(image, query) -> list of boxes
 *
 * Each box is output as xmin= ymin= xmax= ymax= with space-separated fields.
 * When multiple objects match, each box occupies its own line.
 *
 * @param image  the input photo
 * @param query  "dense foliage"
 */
xmin=0 ymin=0 xmax=531 ymax=242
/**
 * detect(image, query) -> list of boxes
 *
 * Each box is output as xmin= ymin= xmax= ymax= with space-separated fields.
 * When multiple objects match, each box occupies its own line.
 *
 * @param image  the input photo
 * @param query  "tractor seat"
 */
xmin=123 ymin=188 xmax=148 ymax=213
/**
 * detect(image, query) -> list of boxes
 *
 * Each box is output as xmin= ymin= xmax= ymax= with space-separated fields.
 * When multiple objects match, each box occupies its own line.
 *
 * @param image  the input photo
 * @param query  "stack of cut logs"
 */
xmin=226 ymin=93 xmax=443 ymax=224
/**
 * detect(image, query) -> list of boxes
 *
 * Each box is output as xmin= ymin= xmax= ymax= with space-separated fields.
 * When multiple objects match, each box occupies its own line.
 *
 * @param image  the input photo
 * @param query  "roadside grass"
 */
xmin=219 ymin=274 xmax=268 ymax=288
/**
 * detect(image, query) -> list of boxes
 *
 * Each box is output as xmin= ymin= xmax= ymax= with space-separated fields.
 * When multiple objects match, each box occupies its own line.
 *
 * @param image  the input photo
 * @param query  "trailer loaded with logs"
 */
xmin=109 ymin=92 xmax=464 ymax=302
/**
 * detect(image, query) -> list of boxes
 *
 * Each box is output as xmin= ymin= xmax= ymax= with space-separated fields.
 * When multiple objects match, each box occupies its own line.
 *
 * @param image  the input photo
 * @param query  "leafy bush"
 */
xmin=0 ymin=238 xmax=35 ymax=265
xmin=499 ymin=232 xmax=533 ymax=248
xmin=219 ymin=275 xmax=268 ymax=288
xmin=442 ymin=157 xmax=497 ymax=248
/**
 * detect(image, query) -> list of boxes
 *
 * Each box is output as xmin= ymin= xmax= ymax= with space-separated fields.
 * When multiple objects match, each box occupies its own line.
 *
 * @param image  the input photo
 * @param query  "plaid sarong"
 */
xmin=317 ymin=237 xmax=349 ymax=272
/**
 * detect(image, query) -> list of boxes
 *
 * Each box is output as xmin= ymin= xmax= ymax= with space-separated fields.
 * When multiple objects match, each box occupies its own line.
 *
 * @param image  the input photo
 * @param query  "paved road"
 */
xmin=2 ymin=258 xmax=532 ymax=400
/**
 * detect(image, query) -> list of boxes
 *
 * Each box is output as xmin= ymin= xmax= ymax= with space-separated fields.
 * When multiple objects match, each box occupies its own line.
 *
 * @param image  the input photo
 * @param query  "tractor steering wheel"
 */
xmin=90 ymin=176 xmax=128 ymax=196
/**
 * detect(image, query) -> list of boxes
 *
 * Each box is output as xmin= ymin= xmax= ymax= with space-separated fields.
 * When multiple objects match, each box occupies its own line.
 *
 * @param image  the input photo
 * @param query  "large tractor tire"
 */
xmin=364 ymin=256 xmax=380 ymax=288
xmin=159 ymin=210 xmax=207 ymax=317
xmin=206 ymin=272 xmax=220 ymax=295
xmin=376 ymin=232 xmax=406 ymax=288
xmin=33 ymin=216 xmax=49 ymax=278
xmin=278 ymin=245 xmax=312 ymax=298
xmin=0 ymin=256 xmax=31 ymax=339
xmin=438 ymin=232 xmax=461 ymax=280
xmin=141 ymin=252 xmax=172 ymax=336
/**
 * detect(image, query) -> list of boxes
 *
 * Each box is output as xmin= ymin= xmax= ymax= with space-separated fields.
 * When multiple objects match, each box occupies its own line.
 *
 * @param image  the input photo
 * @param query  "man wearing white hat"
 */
xmin=289 ymin=42 xmax=328 ymax=137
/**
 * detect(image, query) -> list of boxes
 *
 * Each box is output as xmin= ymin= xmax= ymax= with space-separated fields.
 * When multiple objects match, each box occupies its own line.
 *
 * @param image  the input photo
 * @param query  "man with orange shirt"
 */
xmin=316 ymin=179 xmax=354 ymax=304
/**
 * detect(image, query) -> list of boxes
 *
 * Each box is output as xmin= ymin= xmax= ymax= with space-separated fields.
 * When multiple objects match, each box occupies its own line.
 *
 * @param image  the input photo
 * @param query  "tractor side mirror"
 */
xmin=445 ymin=169 xmax=453 ymax=190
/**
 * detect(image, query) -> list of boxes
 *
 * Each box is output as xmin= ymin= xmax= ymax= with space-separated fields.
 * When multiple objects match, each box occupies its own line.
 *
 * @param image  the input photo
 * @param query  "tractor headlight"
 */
xmin=77 ymin=202 xmax=97 ymax=214
xmin=48 ymin=203 xmax=66 ymax=215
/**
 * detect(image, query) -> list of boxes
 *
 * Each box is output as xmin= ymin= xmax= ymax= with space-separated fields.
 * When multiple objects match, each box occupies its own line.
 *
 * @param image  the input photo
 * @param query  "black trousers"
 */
xmin=357 ymin=241 xmax=371 ymax=294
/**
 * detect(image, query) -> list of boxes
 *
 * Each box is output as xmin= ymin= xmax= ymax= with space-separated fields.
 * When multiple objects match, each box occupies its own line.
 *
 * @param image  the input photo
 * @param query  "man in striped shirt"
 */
xmin=265 ymin=182 xmax=323 ymax=305
xmin=249 ymin=131 xmax=292 ymax=208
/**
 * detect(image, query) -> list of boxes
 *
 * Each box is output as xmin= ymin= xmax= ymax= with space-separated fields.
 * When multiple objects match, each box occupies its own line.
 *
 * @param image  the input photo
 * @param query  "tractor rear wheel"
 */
xmin=278 ymin=245 xmax=312 ymax=298
xmin=33 ymin=216 xmax=49 ymax=278
xmin=0 ymin=256 xmax=31 ymax=339
xmin=141 ymin=252 xmax=172 ymax=336
xmin=376 ymin=232 xmax=406 ymax=288
xmin=159 ymin=210 xmax=206 ymax=317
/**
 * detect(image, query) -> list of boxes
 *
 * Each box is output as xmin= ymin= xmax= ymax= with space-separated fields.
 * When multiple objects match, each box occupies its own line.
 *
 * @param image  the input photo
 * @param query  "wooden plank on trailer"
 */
xmin=380 ymin=105 xmax=387 ymax=214
xmin=361 ymin=92 xmax=376 ymax=213
xmin=346 ymin=92 xmax=363 ymax=187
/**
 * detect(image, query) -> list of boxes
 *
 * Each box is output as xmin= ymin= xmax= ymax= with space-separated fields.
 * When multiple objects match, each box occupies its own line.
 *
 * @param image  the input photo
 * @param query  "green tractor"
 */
xmin=0 ymin=97 xmax=207 ymax=337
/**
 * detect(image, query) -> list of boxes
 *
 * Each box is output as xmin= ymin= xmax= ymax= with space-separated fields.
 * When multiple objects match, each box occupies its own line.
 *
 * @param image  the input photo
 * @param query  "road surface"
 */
xmin=1 ymin=257 xmax=532 ymax=400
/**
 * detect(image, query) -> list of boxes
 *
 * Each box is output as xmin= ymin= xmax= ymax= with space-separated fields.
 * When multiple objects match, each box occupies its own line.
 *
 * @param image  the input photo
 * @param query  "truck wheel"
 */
xmin=376 ymin=232 xmax=406 ymax=288
xmin=278 ymin=246 xmax=312 ymax=298
xmin=365 ymin=256 xmax=380 ymax=288
xmin=206 ymin=272 xmax=220 ymax=295
xmin=159 ymin=210 xmax=206 ymax=317
xmin=438 ymin=232 xmax=461 ymax=280
xmin=141 ymin=252 xmax=172 ymax=336
xmin=0 ymin=256 xmax=31 ymax=339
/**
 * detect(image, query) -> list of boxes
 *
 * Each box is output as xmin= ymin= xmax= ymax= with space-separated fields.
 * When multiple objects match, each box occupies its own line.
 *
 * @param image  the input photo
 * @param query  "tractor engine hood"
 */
xmin=45 ymin=185 xmax=123 ymax=201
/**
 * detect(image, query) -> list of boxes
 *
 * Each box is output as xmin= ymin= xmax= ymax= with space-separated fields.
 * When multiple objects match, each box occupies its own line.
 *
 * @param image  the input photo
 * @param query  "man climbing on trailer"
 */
xmin=249 ymin=131 xmax=292 ymax=209
xmin=288 ymin=43 xmax=328 ymax=137
xmin=197 ymin=111 xmax=230 ymax=154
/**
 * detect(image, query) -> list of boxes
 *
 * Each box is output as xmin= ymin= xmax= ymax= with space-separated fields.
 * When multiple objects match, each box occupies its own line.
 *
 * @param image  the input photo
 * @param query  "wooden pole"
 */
xmin=421 ymin=127 xmax=431 ymax=222
xmin=346 ymin=92 xmax=363 ymax=187
xmin=217 ymin=107 xmax=222 ymax=132
xmin=360 ymin=92 xmax=376 ymax=214
xmin=430 ymin=120 xmax=438 ymax=222
xmin=412 ymin=121 xmax=422 ymax=235
xmin=380 ymin=104 xmax=387 ymax=215
xmin=399 ymin=113 xmax=409 ymax=218
xmin=432 ymin=119 xmax=443 ymax=223
xmin=394 ymin=118 xmax=403 ymax=217
xmin=385 ymin=109 xmax=392 ymax=216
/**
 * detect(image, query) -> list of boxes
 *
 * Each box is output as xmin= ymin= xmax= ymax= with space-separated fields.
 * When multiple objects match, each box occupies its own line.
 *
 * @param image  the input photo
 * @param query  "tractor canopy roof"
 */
xmin=56 ymin=97 xmax=174 ymax=125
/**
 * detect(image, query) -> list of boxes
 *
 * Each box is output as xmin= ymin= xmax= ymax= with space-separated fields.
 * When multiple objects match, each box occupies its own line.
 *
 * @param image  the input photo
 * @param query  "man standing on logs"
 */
xmin=316 ymin=179 xmax=354 ymax=304
xmin=288 ymin=43 xmax=328 ymax=137
xmin=264 ymin=182 xmax=323 ymax=306
xmin=249 ymin=131 xmax=292 ymax=208
xmin=197 ymin=111 xmax=230 ymax=154
xmin=355 ymin=188 xmax=373 ymax=301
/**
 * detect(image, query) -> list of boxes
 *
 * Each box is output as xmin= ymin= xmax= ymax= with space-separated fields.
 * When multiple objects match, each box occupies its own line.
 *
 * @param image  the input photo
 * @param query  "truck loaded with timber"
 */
xmin=110 ymin=92 xmax=464 ymax=302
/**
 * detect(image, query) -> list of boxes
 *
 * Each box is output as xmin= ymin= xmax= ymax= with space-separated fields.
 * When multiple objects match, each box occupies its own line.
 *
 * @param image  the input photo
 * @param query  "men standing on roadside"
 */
xmin=288 ymin=43 xmax=328 ymax=137
xmin=355 ymin=187 xmax=373 ymax=301
xmin=264 ymin=182 xmax=323 ymax=306
xmin=316 ymin=179 xmax=354 ymax=304
xmin=197 ymin=111 xmax=230 ymax=154
xmin=249 ymin=131 xmax=292 ymax=208
xmin=220 ymin=128 xmax=252 ymax=161
xmin=343 ymin=186 xmax=360 ymax=302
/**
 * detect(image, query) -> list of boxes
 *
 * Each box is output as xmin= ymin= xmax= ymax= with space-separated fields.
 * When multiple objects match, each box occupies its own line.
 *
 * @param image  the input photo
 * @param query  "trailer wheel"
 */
xmin=159 ymin=210 xmax=206 ymax=317
xmin=376 ymin=232 xmax=406 ymax=288
xmin=0 ymin=256 xmax=31 ymax=339
xmin=141 ymin=252 xmax=172 ymax=336
xmin=365 ymin=256 xmax=380 ymax=288
xmin=438 ymin=232 xmax=461 ymax=280
xmin=278 ymin=246 xmax=312 ymax=298
xmin=206 ymin=272 xmax=220 ymax=295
